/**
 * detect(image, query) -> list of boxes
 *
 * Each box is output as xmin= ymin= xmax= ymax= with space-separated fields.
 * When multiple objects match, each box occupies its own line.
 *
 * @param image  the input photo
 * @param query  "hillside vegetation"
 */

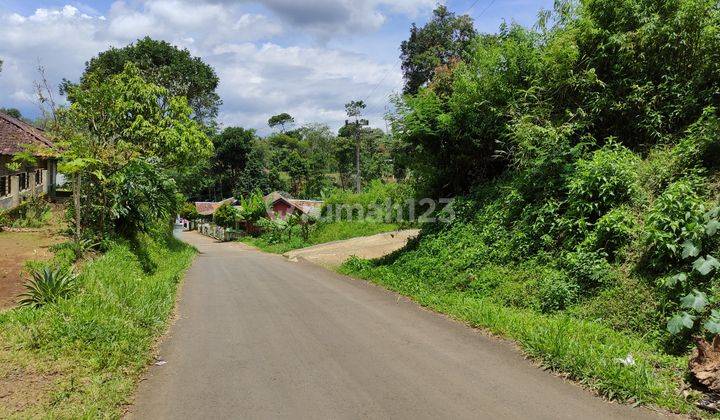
xmin=344 ymin=0 xmax=720 ymax=411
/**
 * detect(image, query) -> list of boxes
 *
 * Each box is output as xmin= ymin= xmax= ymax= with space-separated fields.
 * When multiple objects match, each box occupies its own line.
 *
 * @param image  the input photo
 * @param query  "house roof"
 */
xmin=264 ymin=191 xmax=324 ymax=218
xmin=194 ymin=197 xmax=237 ymax=216
xmin=0 ymin=112 xmax=54 ymax=155
xmin=287 ymin=199 xmax=324 ymax=217
xmin=263 ymin=191 xmax=292 ymax=204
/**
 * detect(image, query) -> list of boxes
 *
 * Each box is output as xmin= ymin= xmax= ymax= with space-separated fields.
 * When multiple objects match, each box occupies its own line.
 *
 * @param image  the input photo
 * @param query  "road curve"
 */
xmin=128 ymin=231 xmax=667 ymax=420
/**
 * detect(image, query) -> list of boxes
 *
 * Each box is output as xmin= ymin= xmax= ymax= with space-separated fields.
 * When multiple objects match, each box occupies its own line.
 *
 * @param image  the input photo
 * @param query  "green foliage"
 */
xmin=254 ymin=217 xmax=290 ymax=244
xmin=238 ymin=190 xmax=268 ymax=223
xmin=73 ymin=37 xmax=221 ymax=126
xmin=593 ymin=206 xmax=637 ymax=258
xmin=567 ymin=144 xmax=641 ymax=220
xmin=658 ymin=206 xmax=720 ymax=340
xmin=18 ymin=266 xmax=78 ymax=308
xmin=400 ymin=4 xmax=476 ymax=94
xmin=57 ymin=62 xmax=212 ymax=238
xmin=536 ymin=272 xmax=579 ymax=313
xmin=0 ymin=232 xmax=195 ymax=417
xmin=109 ymin=159 xmax=180 ymax=237
xmin=11 ymin=196 xmax=51 ymax=228
xmin=213 ymin=202 xmax=241 ymax=228
xmin=321 ymin=180 xmax=414 ymax=222
xmin=179 ymin=202 xmax=199 ymax=221
xmin=210 ymin=127 xmax=256 ymax=198
xmin=267 ymin=113 xmax=294 ymax=132
xmin=50 ymin=238 xmax=99 ymax=266
xmin=644 ymin=177 xmax=705 ymax=266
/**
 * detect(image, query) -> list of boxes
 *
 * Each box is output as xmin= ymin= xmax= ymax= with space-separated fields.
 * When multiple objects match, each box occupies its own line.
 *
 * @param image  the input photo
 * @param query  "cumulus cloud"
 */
xmin=0 ymin=0 xmax=417 ymax=132
xmin=194 ymin=0 xmax=435 ymax=38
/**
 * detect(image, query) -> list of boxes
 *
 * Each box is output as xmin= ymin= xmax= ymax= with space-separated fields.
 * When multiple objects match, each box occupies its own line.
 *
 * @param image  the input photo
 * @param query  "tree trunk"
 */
xmin=355 ymin=123 xmax=361 ymax=193
xmin=74 ymin=173 xmax=82 ymax=241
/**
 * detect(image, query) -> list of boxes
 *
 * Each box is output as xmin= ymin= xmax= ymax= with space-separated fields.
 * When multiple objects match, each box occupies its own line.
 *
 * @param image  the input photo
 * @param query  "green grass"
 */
xmin=242 ymin=220 xmax=401 ymax=254
xmin=340 ymin=257 xmax=693 ymax=413
xmin=0 ymin=232 xmax=195 ymax=418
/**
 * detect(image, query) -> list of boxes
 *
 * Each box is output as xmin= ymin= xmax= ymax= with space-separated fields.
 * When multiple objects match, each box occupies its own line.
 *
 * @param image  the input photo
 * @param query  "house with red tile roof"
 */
xmin=0 ymin=112 xmax=58 ymax=210
xmin=193 ymin=197 xmax=238 ymax=217
xmin=263 ymin=191 xmax=323 ymax=220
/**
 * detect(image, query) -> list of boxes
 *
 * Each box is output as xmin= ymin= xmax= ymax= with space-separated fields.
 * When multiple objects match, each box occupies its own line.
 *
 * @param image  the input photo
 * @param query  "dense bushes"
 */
xmin=383 ymin=0 xmax=720 ymax=350
xmin=321 ymin=180 xmax=414 ymax=223
xmin=567 ymin=144 xmax=640 ymax=221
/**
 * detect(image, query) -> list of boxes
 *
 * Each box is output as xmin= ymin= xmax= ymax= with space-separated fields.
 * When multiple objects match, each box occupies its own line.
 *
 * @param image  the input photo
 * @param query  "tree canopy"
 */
xmin=400 ymin=5 xmax=476 ymax=94
xmin=57 ymin=62 xmax=213 ymax=238
xmin=267 ymin=113 xmax=295 ymax=132
xmin=69 ymin=37 xmax=221 ymax=126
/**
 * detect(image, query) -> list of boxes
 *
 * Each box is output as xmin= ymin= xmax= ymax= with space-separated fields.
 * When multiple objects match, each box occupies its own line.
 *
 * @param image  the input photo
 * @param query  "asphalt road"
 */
xmin=128 ymin=231 xmax=667 ymax=420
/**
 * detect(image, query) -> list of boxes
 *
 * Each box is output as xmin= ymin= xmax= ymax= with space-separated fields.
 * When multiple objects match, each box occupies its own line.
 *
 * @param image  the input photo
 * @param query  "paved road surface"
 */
xmin=128 ymin=231 xmax=667 ymax=420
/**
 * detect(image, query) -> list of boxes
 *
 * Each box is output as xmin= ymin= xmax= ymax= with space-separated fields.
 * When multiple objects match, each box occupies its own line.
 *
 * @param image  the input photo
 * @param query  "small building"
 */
xmin=0 ymin=112 xmax=57 ymax=210
xmin=194 ymin=197 xmax=238 ymax=218
xmin=263 ymin=191 xmax=323 ymax=220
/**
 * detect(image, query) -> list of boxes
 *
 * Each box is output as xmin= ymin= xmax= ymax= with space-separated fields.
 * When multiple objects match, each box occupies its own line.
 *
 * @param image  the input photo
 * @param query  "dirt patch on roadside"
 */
xmin=0 ymin=366 xmax=55 ymax=417
xmin=284 ymin=229 xmax=420 ymax=268
xmin=0 ymin=230 xmax=63 ymax=309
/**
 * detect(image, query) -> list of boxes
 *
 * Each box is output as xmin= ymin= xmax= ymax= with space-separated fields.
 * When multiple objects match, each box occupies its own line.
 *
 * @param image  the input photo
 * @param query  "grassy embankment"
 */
xmin=242 ymin=220 xmax=400 ymax=254
xmin=0 ymin=233 xmax=195 ymax=418
xmin=342 ymin=252 xmax=691 ymax=413
xmin=336 ymin=154 xmax=720 ymax=414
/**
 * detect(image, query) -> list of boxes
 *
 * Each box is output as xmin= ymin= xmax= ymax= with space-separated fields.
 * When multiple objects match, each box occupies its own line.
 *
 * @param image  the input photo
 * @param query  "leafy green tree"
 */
xmin=234 ymin=147 xmax=272 ymax=197
xmin=68 ymin=37 xmax=221 ymax=126
xmin=285 ymin=150 xmax=310 ymax=196
xmin=57 ymin=62 xmax=213 ymax=238
xmin=267 ymin=113 xmax=295 ymax=132
xmin=213 ymin=202 xmax=242 ymax=228
xmin=211 ymin=127 xmax=256 ymax=198
xmin=109 ymin=159 xmax=180 ymax=236
xmin=400 ymin=4 xmax=476 ymax=94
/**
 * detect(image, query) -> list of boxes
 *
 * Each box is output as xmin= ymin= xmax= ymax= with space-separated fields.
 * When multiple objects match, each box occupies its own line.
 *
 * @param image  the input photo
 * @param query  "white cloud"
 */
xmin=0 ymin=0 xmax=412 ymax=132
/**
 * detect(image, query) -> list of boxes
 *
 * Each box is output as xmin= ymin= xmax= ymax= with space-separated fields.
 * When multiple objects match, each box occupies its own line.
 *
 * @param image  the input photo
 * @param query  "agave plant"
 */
xmin=18 ymin=267 xmax=78 ymax=308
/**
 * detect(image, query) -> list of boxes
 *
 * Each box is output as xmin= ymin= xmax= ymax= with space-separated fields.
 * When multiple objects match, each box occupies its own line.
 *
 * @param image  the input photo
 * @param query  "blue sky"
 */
xmin=0 ymin=0 xmax=553 ymax=133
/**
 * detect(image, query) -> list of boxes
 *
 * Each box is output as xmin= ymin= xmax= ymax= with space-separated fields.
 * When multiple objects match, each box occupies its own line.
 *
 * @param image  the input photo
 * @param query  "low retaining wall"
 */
xmin=196 ymin=222 xmax=245 ymax=242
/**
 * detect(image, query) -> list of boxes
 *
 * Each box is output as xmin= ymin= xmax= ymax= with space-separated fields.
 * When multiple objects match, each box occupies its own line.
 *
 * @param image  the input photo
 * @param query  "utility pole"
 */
xmin=345 ymin=117 xmax=369 ymax=193
xmin=344 ymin=100 xmax=368 ymax=193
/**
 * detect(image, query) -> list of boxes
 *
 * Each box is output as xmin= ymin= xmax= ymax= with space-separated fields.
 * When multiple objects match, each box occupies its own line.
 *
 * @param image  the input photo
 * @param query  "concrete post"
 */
xmin=10 ymin=175 xmax=19 ymax=208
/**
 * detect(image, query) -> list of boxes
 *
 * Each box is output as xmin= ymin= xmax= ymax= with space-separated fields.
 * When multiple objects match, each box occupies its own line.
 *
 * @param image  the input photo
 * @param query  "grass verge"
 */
xmin=242 ymin=220 xmax=401 ymax=254
xmin=340 ymin=257 xmax=694 ymax=414
xmin=0 ymin=233 xmax=195 ymax=418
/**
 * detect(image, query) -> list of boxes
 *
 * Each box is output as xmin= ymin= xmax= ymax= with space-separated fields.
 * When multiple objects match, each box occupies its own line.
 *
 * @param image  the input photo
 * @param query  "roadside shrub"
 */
xmin=11 ymin=196 xmax=51 ymax=228
xmin=321 ymin=180 xmax=414 ymax=222
xmin=0 ymin=211 xmax=8 ymax=231
xmin=18 ymin=266 xmax=78 ymax=308
xmin=536 ymin=272 xmax=579 ymax=313
xmin=238 ymin=190 xmax=268 ymax=223
xmin=178 ymin=202 xmax=199 ymax=221
xmin=674 ymin=108 xmax=720 ymax=171
xmin=567 ymin=144 xmax=641 ymax=220
xmin=562 ymin=249 xmax=614 ymax=290
xmin=644 ymin=177 xmax=706 ymax=268
xmin=255 ymin=217 xmax=289 ymax=243
xmin=570 ymin=276 xmax=663 ymax=338
xmin=50 ymin=238 xmax=99 ymax=264
xmin=213 ymin=202 xmax=241 ymax=228
xmin=593 ymin=206 xmax=638 ymax=259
